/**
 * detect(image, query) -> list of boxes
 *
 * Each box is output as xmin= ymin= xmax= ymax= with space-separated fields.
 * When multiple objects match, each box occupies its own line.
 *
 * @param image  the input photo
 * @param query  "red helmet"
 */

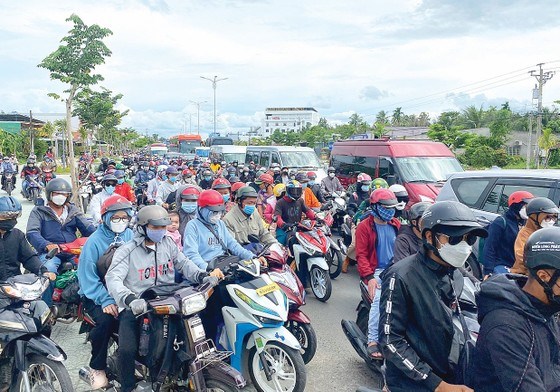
xmin=257 ymin=173 xmax=274 ymax=185
xmin=307 ymin=171 xmax=317 ymax=180
xmin=231 ymin=181 xmax=246 ymax=194
xmin=369 ymin=188 xmax=399 ymax=207
xmin=181 ymin=186 xmax=201 ymax=201
xmin=212 ymin=177 xmax=231 ymax=190
xmin=101 ymin=195 xmax=133 ymax=216
xmin=508 ymin=191 xmax=534 ymax=206
xmin=198 ymin=189 xmax=225 ymax=211
xmin=357 ymin=173 xmax=372 ymax=184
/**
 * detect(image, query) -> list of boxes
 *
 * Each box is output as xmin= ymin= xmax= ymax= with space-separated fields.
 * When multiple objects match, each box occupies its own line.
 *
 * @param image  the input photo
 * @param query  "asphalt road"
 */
xmin=8 ymin=175 xmax=381 ymax=391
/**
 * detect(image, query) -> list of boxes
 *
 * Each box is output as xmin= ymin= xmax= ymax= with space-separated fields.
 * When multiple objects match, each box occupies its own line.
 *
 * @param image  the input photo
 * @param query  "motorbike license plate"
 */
xmin=256 ymin=283 xmax=280 ymax=296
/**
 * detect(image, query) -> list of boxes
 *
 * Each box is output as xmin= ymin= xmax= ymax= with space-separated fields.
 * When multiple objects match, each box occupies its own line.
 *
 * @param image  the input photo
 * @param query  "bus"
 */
xmin=195 ymin=147 xmax=211 ymax=162
xmin=150 ymin=143 xmax=168 ymax=157
xmin=210 ymin=145 xmax=247 ymax=164
xmin=206 ymin=136 xmax=234 ymax=147
xmin=177 ymin=134 xmax=203 ymax=154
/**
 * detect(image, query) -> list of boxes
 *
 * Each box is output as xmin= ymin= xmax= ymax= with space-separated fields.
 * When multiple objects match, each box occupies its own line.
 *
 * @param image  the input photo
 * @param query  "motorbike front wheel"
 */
xmin=248 ymin=341 xmax=306 ymax=392
xmin=5 ymin=182 xmax=13 ymax=196
xmin=81 ymin=195 xmax=90 ymax=214
xmin=30 ymin=188 xmax=39 ymax=204
xmin=16 ymin=354 xmax=73 ymax=392
xmin=325 ymin=248 xmax=343 ymax=279
xmin=309 ymin=266 xmax=332 ymax=302
xmin=205 ymin=378 xmax=242 ymax=392
xmin=285 ymin=320 xmax=317 ymax=364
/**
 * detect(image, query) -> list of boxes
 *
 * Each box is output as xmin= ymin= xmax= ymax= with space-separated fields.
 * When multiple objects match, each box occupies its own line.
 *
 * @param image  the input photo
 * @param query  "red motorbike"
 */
xmin=42 ymin=168 xmax=55 ymax=184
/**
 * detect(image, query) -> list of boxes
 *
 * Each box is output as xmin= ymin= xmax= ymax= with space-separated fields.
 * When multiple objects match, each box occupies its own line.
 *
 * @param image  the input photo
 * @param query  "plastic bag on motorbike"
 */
xmin=55 ymin=270 xmax=77 ymax=289
xmin=61 ymin=280 xmax=81 ymax=304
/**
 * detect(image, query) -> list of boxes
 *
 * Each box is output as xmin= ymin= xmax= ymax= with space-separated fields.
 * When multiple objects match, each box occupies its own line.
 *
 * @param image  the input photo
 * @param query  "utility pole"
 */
xmin=530 ymin=63 xmax=555 ymax=168
xmin=200 ymin=76 xmax=228 ymax=135
xmin=29 ymin=110 xmax=34 ymax=153
xmin=526 ymin=112 xmax=533 ymax=169
xmin=190 ymin=100 xmax=207 ymax=135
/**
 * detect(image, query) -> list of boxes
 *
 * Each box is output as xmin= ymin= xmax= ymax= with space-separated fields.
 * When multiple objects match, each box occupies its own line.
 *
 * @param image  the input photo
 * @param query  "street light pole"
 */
xmin=200 ymin=76 xmax=228 ymax=135
xmin=190 ymin=100 xmax=207 ymax=135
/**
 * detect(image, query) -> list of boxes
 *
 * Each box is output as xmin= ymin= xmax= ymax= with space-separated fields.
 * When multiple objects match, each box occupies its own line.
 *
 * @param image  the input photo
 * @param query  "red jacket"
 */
xmin=356 ymin=215 xmax=400 ymax=282
xmin=115 ymin=182 xmax=136 ymax=203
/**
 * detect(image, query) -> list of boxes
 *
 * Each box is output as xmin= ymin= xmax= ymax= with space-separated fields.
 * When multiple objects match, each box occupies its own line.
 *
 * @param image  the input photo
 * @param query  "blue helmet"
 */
xmin=114 ymin=170 xmax=125 ymax=178
xmin=0 ymin=196 xmax=22 ymax=220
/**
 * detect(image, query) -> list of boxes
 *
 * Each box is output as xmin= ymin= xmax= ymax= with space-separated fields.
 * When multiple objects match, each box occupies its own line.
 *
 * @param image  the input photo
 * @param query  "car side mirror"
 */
xmin=386 ymin=175 xmax=397 ymax=186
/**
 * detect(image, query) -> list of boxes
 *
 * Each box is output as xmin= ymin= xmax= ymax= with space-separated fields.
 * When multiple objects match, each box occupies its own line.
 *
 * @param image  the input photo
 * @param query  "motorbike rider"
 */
xmin=175 ymin=185 xmax=201 ymax=239
xmin=181 ymin=169 xmax=196 ymax=185
xmin=321 ymin=167 xmax=344 ymax=194
xmin=255 ymin=173 xmax=275 ymax=217
xmin=379 ymin=200 xmax=487 ymax=392
xmin=273 ymin=180 xmax=316 ymax=245
xmin=264 ymin=183 xmax=285 ymax=224
xmin=239 ymin=166 xmax=254 ymax=183
xmin=393 ymin=202 xmax=432 ymax=262
xmin=388 ymin=184 xmax=409 ymax=220
xmin=209 ymin=158 xmax=221 ymax=173
xmin=39 ymin=156 xmax=57 ymax=180
xmin=88 ymin=174 xmax=119 ymax=226
xmin=146 ymin=165 xmax=167 ymax=204
xmin=211 ymin=177 xmax=234 ymax=212
xmin=97 ymin=157 xmax=109 ymax=173
xmin=278 ymin=167 xmax=290 ymax=184
xmin=182 ymin=189 xmax=257 ymax=270
xmin=307 ymin=172 xmax=326 ymax=203
xmin=472 ymin=227 xmax=560 ymax=392
xmin=20 ymin=157 xmax=42 ymax=198
xmin=134 ymin=161 xmax=154 ymax=186
xmin=511 ymin=197 xmax=559 ymax=275
xmin=354 ymin=178 xmax=391 ymax=223
xmin=106 ymin=205 xmax=223 ymax=392
xmin=223 ymin=186 xmax=278 ymax=249
xmin=295 ymin=173 xmax=321 ymax=212
xmin=77 ymin=195 xmax=134 ymax=389
xmin=0 ymin=156 xmax=16 ymax=190
xmin=114 ymin=170 xmax=136 ymax=203
xmin=230 ymin=181 xmax=246 ymax=203
xmin=199 ymin=169 xmax=214 ymax=190
xmin=156 ymin=166 xmax=181 ymax=208
xmin=482 ymin=190 xmax=534 ymax=276
xmin=356 ymin=188 xmax=400 ymax=360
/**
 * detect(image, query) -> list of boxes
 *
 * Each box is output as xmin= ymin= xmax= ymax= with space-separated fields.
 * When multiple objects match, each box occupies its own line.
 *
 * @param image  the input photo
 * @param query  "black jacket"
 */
xmin=471 ymin=274 xmax=560 ymax=392
xmin=0 ymin=228 xmax=45 ymax=281
xmin=380 ymin=250 xmax=462 ymax=392
xmin=393 ymin=225 xmax=421 ymax=263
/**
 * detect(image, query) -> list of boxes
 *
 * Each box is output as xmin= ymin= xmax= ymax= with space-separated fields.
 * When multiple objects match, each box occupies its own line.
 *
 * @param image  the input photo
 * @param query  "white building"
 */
xmin=259 ymin=107 xmax=320 ymax=137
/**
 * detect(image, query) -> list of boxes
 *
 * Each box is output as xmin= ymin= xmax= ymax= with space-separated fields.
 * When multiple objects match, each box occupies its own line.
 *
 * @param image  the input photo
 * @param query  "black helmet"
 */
xmin=420 ymin=201 xmax=488 ymax=238
xmin=137 ymin=205 xmax=171 ymax=227
xmin=237 ymin=186 xmax=258 ymax=202
xmin=101 ymin=157 xmax=108 ymax=164
xmin=526 ymin=197 xmax=560 ymax=216
xmin=286 ymin=180 xmax=303 ymax=200
xmin=407 ymin=201 xmax=432 ymax=222
xmin=102 ymin=174 xmax=118 ymax=185
xmin=295 ymin=173 xmax=308 ymax=183
xmin=525 ymin=227 xmax=560 ymax=271
xmin=0 ymin=196 xmax=22 ymax=220
xmin=45 ymin=178 xmax=72 ymax=201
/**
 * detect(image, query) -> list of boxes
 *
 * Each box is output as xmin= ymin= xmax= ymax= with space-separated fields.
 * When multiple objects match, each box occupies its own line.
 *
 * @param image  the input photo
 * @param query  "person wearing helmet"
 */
xmin=294 ymin=172 xmax=321 ymax=212
xmin=223 ymin=186 xmax=277 ymax=249
xmin=209 ymin=158 xmax=221 ymax=174
xmin=39 ymin=155 xmax=57 ymax=182
xmin=278 ymin=167 xmax=290 ymax=184
xmin=0 ymin=196 xmax=53 ymax=283
xmin=97 ymin=157 xmax=109 ymax=173
xmin=379 ymin=201 xmax=488 ymax=392
xmin=114 ymin=170 xmax=135 ymax=203
xmin=273 ymin=180 xmax=316 ymax=245
xmin=0 ymin=155 xmax=17 ymax=190
xmin=388 ymin=184 xmax=409 ymax=219
xmin=393 ymin=201 xmax=433 ymax=263
xmin=239 ymin=165 xmax=254 ymax=183
xmin=225 ymin=166 xmax=238 ymax=182
xmin=482 ymin=190 xmax=534 ymax=276
xmin=347 ymin=173 xmax=372 ymax=218
xmin=175 ymin=185 xmax=202 ymax=238
xmin=472 ymin=227 xmax=560 ymax=392
xmin=199 ymin=169 xmax=214 ymax=190
xmin=134 ymin=161 xmax=154 ymax=186
xmin=255 ymin=173 xmax=275 ymax=217
xmin=372 ymin=177 xmax=389 ymax=190
xmin=20 ymin=157 xmax=42 ymax=199
xmin=230 ymin=181 xmax=246 ymax=203
xmin=87 ymin=174 xmax=119 ymax=225
xmin=181 ymin=169 xmax=197 ymax=186
xmin=211 ymin=177 xmax=234 ymax=212
xmin=146 ymin=165 xmax=167 ymax=204
xmin=307 ymin=172 xmax=326 ymax=203
xmin=321 ymin=167 xmax=344 ymax=194
xmin=77 ymin=195 xmax=134 ymax=389
xmin=106 ymin=205 xmax=221 ymax=392
xmin=182 ymin=189 xmax=256 ymax=270
xmin=263 ymin=183 xmax=286 ymax=224
xmin=511 ymin=197 xmax=560 ymax=275
xmin=355 ymin=189 xmax=401 ymax=360
xmin=156 ymin=166 xmax=181 ymax=208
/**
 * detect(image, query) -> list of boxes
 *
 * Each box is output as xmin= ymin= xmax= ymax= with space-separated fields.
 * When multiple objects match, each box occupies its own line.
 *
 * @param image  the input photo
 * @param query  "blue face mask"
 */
xmin=222 ymin=194 xmax=230 ymax=202
xmin=243 ymin=205 xmax=256 ymax=215
xmin=204 ymin=176 xmax=212 ymax=181
xmin=146 ymin=227 xmax=166 ymax=243
xmin=301 ymin=183 xmax=308 ymax=188
xmin=161 ymin=175 xmax=168 ymax=181
xmin=308 ymin=180 xmax=315 ymax=186
xmin=372 ymin=205 xmax=395 ymax=222
xmin=105 ymin=186 xmax=115 ymax=195
xmin=181 ymin=201 xmax=197 ymax=214
xmin=169 ymin=176 xmax=177 ymax=183
xmin=361 ymin=185 xmax=370 ymax=192
xmin=117 ymin=178 xmax=125 ymax=185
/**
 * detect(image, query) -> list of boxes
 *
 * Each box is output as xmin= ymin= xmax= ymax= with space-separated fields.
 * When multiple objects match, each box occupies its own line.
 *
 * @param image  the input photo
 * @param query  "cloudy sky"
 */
xmin=1 ymin=0 xmax=560 ymax=138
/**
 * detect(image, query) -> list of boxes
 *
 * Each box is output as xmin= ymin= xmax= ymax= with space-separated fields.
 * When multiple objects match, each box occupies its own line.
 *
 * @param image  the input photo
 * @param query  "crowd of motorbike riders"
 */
xmin=1 ymin=148 xmax=560 ymax=392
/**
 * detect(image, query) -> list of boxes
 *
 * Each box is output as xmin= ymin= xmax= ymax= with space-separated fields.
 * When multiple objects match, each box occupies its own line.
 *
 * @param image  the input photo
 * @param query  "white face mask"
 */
xmin=209 ymin=213 xmax=221 ymax=225
xmin=329 ymin=172 xmax=336 ymax=178
xmin=110 ymin=221 xmax=129 ymax=233
xmin=541 ymin=219 xmax=556 ymax=229
xmin=51 ymin=194 xmax=67 ymax=206
xmin=519 ymin=206 xmax=528 ymax=220
xmin=438 ymin=240 xmax=472 ymax=268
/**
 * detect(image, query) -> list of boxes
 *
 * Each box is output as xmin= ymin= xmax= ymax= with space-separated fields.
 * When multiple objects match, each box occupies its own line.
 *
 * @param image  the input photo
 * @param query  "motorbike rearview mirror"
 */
xmin=46 ymin=247 xmax=58 ymax=260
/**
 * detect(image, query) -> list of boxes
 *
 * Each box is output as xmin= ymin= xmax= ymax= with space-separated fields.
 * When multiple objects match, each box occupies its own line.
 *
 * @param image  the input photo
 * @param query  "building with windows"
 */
xmin=259 ymin=107 xmax=320 ymax=137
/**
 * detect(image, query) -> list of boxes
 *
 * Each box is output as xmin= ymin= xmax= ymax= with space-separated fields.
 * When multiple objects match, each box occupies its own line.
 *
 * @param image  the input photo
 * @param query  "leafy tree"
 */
xmin=436 ymin=111 xmax=462 ymax=130
xmin=375 ymin=111 xmax=390 ymax=125
xmin=539 ymin=128 xmax=558 ymax=168
xmin=427 ymin=123 xmax=472 ymax=150
xmin=461 ymin=105 xmax=486 ymax=129
xmin=391 ymin=107 xmax=404 ymax=126
xmin=318 ymin=117 xmax=329 ymax=128
xmin=373 ymin=122 xmax=389 ymax=138
xmin=418 ymin=112 xmax=431 ymax=126
xmin=487 ymin=109 xmax=512 ymax=149
xmin=38 ymin=14 xmax=112 ymax=207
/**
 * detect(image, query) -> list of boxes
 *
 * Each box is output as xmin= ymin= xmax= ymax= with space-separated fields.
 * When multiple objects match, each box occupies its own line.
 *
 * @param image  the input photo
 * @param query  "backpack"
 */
xmin=96 ymin=243 xmax=121 ymax=282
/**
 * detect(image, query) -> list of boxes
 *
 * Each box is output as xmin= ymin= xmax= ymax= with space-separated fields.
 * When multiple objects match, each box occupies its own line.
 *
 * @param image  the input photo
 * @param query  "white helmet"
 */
xmin=157 ymin=165 xmax=168 ymax=174
xmin=388 ymin=184 xmax=409 ymax=210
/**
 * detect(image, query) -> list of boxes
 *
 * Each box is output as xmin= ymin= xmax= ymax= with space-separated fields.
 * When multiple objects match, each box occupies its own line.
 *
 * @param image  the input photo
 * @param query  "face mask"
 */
xmin=110 ymin=220 xmax=129 ymax=233
xmin=519 ymin=206 xmax=528 ymax=220
xmin=309 ymin=181 xmax=315 ymax=186
xmin=51 ymin=194 xmax=67 ymax=206
xmin=200 ymin=208 xmax=222 ymax=225
xmin=181 ymin=202 xmax=197 ymax=214
xmin=142 ymin=167 xmax=149 ymax=171
xmin=222 ymin=194 xmax=230 ymax=202
xmin=301 ymin=183 xmax=308 ymax=188
xmin=161 ymin=175 xmax=168 ymax=181
xmin=541 ymin=219 xmax=556 ymax=228
xmin=243 ymin=205 xmax=256 ymax=215
xmin=169 ymin=176 xmax=177 ymax=183
xmin=146 ymin=227 xmax=166 ymax=243
xmin=373 ymin=205 xmax=395 ymax=222
xmin=361 ymin=185 xmax=370 ymax=192
xmin=329 ymin=172 xmax=336 ymax=178
xmin=117 ymin=178 xmax=125 ymax=185
xmin=105 ymin=186 xmax=115 ymax=195
xmin=438 ymin=240 xmax=472 ymax=268
xmin=204 ymin=176 xmax=212 ymax=181
xmin=0 ymin=219 xmax=17 ymax=232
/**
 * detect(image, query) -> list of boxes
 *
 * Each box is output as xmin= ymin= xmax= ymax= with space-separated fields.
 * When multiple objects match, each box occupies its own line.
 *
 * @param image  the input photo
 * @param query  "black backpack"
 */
xmin=96 ymin=243 xmax=121 ymax=282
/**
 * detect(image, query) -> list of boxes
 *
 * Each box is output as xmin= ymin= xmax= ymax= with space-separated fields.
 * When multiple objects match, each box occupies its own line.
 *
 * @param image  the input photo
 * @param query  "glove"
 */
xmin=129 ymin=299 xmax=147 ymax=315
xmin=202 ymin=275 xmax=219 ymax=287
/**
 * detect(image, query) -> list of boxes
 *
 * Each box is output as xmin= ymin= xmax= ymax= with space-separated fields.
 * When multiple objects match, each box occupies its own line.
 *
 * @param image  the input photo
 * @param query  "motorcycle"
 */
xmin=93 ymin=171 xmax=104 ymax=194
xmin=286 ymin=219 xmax=332 ymax=302
xmin=78 ymin=178 xmax=93 ymax=213
xmin=79 ymin=280 xmax=246 ymax=392
xmin=135 ymin=182 xmax=150 ymax=206
xmin=316 ymin=211 xmax=344 ymax=279
xmin=322 ymin=191 xmax=347 ymax=233
xmin=2 ymin=171 xmax=15 ymax=196
xmin=0 ymin=274 xmax=73 ymax=391
xmin=25 ymin=174 xmax=42 ymax=204
xmin=206 ymin=255 xmax=307 ymax=392
xmin=41 ymin=168 xmax=54 ymax=185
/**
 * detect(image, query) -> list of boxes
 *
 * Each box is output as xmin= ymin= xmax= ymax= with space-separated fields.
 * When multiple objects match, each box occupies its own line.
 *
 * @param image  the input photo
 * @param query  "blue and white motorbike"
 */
xmin=207 ymin=256 xmax=307 ymax=392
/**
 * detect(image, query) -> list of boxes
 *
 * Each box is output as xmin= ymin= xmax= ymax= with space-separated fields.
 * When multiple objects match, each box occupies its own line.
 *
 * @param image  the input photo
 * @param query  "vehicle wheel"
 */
xmin=31 ymin=188 xmax=39 ymax=205
xmin=356 ymin=307 xmax=369 ymax=336
xmin=309 ymin=266 xmax=332 ymax=302
xmin=248 ymin=341 xmax=306 ymax=392
xmin=337 ymin=238 xmax=347 ymax=256
xmin=205 ymin=378 xmax=241 ymax=392
xmin=16 ymin=354 xmax=73 ymax=392
xmin=81 ymin=196 xmax=89 ymax=214
xmin=325 ymin=248 xmax=343 ymax=279
xmin=464 ymin=254 xmax=482 ymax=280
xmin=285 ymin=320 xmax=317 ymax=364
xmin=6 ymin=182 xmax=12 ymax=196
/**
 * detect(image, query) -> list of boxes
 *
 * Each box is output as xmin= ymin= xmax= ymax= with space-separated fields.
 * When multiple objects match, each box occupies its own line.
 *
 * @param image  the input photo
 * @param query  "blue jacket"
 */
xmin=135 ymin=169 xmax=154 ymax=185
xmin=26 ymin=204 xmax=96 ymax=255
xmin=183 ymin=216 xmax=254 ymax=270
xmin=77 ymin=223 xmax=133 ymax=308
xmin=481 ymin=209 xmax=521 ymax=274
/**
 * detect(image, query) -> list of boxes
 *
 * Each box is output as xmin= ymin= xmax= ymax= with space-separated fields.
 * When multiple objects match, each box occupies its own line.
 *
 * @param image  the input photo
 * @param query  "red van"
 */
xmin=329 ymin=139 xmax=463 ymax=203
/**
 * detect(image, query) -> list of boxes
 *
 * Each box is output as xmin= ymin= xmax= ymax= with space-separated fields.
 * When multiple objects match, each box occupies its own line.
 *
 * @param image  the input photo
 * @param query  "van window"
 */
xmin=482 ymin=183 xmax=554 ymax=214
xmin=246 ymin=151 xmax=258 ymax=164
xmin=378 ymin=157 xmax=395 ymax=179
xmin=260 ymin=151 xmax=270 ymax=167
xmin=331 ymin=155 xmax=355 ymax=176
xmin=271 ymin=153 xmax=280 ymax=165
xmin=452 ymin=178 xmax=493 ymax=207
xmin=352 ymin=156 xmax=377 ymax=178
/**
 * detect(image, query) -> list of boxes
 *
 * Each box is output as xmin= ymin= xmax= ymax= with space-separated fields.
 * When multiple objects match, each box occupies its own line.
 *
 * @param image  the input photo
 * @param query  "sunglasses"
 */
xmin=440 ymin=233 xmax=477 ymax=246
xmin=110 ymin=216 xmax=131 ymax=223
xmin=105 ymin=182 xmax=117 ymax=187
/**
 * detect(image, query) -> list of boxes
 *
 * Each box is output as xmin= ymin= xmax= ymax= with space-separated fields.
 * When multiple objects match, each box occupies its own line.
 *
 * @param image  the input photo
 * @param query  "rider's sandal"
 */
xmin=367 ymin=343 xmax=384 ymax=361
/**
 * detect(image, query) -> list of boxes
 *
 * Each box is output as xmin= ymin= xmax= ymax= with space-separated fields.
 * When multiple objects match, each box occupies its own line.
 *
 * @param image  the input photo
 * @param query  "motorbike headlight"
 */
xmin=256 ymin=316 xmax=279 ymax=325
xmin=233 ymin=288 xmax=280 ymax=318
xmin=1 ymin=279 xmax=48 ymax=301
xmin=181 ymin=293 xmax=206 ymax=315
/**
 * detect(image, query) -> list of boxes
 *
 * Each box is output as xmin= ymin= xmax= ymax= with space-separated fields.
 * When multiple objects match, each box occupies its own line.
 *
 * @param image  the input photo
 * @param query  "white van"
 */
xmin=210 ymin=145 xmax=247 ymax=164
xmin=245 ymin=146 xmax=327 ymax=180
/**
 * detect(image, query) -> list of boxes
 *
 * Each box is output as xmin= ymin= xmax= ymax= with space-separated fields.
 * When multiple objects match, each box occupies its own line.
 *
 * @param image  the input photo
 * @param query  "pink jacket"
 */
xmin=165 ymin=230 xmax=183 ymax=251
xmin=263 ymin=198 xmax=278 ymax=224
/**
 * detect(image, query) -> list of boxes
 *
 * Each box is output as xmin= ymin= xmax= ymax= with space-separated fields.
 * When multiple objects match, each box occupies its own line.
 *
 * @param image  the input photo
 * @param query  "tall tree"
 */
xmin=460 ymin=105 xmax=486 ymax=129
xmin=391 ymin=107 xmax=404 ymax=126
xmin=38 ymin=14 xmax=112 ymax=208
xmin=539 ymin=128 xmax=558 ymax=168
xmin=375 ymin=110 xmax=390 ymax=125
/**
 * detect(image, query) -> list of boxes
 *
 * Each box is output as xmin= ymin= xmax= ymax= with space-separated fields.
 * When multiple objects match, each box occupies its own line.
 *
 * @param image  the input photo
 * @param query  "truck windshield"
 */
xmin=280 ymin=151 xmax=321 ymax=169
xmin=395 ymin=157 xmax=463 ymax=183
xmin=223 ymin=153 xmax=246 ymax=163
xmin=195 ymin=149 xmax=209 ymax=158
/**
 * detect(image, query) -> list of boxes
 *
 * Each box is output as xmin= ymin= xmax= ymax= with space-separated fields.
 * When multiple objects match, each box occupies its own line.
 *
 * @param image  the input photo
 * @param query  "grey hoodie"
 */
xmin=106 ymin=231 xmax=206 ymax=309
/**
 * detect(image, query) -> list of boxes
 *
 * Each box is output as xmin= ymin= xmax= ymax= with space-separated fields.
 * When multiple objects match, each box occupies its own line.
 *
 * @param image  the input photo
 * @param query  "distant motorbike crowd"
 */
xmin=1 ymin=147 xmax=560 ymax=392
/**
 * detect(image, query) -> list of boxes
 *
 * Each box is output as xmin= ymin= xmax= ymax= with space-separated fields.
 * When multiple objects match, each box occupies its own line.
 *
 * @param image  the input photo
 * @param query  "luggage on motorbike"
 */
xmin=55 ymin=270 xmax=77 ymax=289
xmin=61 ymin=280 xmax=80 ymax=303
xmin=96 ymin=244 xmax=121 ymax=282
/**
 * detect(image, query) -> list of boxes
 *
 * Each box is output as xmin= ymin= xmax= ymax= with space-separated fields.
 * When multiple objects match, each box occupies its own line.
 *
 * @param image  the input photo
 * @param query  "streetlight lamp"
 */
xmin=200 ymin=75 xmax=228 ymax=135
xmin=190 ymin=100 xmax=207 ymax=135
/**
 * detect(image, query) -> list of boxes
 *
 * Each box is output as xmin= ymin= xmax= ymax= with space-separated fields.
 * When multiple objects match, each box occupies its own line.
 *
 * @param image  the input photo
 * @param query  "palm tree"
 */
xmin=376 ymin=110 xmax=389 ymax=125
xmin=538 ymin=127 xmax=558 ymax=168
xmin=461 ymin=105 xmax=486 ymax=129
xmin=391 ymin=107 xmax=403 ymax=126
